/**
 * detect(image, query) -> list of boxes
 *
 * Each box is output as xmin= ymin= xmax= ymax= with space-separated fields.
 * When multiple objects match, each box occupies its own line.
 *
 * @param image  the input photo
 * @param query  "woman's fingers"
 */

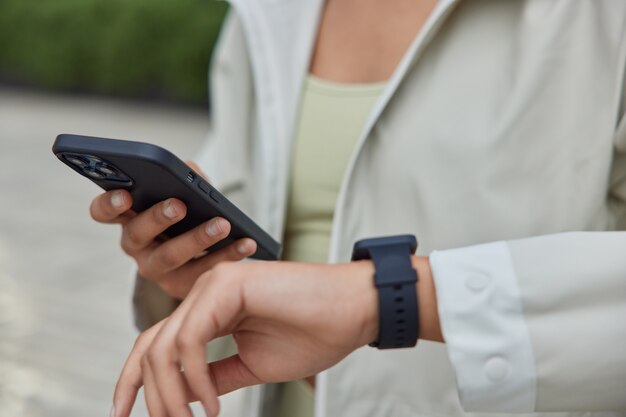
xmin=143 ymin=217 xmax=232 ymax=275
xmin=112 ymin=285 xmax=202 ymax=417
xmin=177 ymin=328 xmax=220 ymax=416
xmin=147 ymin=314 xmax=195 ymax=417
xmin=113 ymin=267 xmax=261 ymax=417
xmin=112 ymin=321 xmax=165 ymax=417
xmin=120 ymin=198 xmax=187 ymax=256
xmin=170 ymin=273 xmax=220 ymax=417
xmin=137 ymin=279 xmax=210 ymax=414
xmin=183 ymin=238 xmax=257 ymax=275
xmin=141 ymin=355 xmax=171 ymax=417
xmin=90 ymin=190 xmax=134 ymax=224
xmin=204 ymin=238 xmax=257 ymax=263
xmin=208 ymin=354 xmax=263 ymax=396
xmin=152 ymin=238 xmax=257 ymax=299
xmin=174 ymin=274 xmax=235 ymax=416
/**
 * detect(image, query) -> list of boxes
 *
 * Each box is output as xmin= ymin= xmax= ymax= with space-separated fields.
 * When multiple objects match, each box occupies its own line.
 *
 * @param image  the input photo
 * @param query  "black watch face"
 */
xmin=351 ymin=234 xmax=417 ymax=261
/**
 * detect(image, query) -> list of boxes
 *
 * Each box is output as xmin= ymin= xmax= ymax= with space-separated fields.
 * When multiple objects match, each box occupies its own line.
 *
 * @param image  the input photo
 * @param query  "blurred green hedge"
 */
xmin=0 ymin=0 xmax=228 ymax=106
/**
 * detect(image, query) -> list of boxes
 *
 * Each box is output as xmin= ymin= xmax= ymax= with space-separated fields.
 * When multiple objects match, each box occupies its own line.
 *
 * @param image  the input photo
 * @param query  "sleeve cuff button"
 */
xmin=485 ymin=356 xmax=511 ymax=381
xmin=465 ymin=274 xmax=490 ymax=291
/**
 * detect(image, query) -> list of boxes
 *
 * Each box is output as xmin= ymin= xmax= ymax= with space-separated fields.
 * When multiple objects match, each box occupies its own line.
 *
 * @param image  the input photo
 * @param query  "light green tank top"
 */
xmin=277 ymin=75 xmax=386 ymax=417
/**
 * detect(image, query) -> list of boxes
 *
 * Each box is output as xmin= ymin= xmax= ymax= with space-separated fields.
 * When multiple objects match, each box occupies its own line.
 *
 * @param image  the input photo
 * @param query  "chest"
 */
xmin=309 ymin=0 xmax=439 ymax=83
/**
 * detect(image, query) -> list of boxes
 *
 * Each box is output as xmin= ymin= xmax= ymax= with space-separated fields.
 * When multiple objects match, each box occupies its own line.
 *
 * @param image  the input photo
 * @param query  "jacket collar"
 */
xmin=227 ymin=0 xmax=324 ymax=145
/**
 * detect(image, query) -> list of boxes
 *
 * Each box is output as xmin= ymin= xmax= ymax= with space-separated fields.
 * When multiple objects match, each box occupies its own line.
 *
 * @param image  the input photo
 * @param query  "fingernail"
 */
xmin=206 ymin=218 xmax=225 ymax=237
xmin=237 ymin=240 xmax=252 ymax=255
xmin=109 ymin=405 xmax=116 ymax=417
xmin=163 ymin=200 xmax=178 ymax=219
xmin=110 ymin=191 xmax=124 ymax=209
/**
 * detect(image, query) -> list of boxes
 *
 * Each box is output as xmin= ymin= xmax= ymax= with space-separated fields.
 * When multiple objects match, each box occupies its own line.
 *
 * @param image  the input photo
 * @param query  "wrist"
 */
xmin=349 ymin=260 xmax=380 ymax=347
xmin=412 ymin=255 xmax=444 ymax=343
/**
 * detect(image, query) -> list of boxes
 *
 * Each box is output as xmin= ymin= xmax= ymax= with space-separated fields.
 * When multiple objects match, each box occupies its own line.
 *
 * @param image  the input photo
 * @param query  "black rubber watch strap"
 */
xmin=352 ymin=235 xmax=419 ymax=349
xmin=368 ymin=244 xmax=419 ymax=348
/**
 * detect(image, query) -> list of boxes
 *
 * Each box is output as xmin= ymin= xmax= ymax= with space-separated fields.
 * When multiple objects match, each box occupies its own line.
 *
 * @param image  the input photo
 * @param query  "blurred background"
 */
xmin=0 ymin=1 xmax=229 ymax=416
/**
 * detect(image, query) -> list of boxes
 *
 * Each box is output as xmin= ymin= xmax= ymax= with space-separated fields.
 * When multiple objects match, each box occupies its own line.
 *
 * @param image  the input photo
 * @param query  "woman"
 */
xmin=91 ymin=1 xmax=626 ymax=416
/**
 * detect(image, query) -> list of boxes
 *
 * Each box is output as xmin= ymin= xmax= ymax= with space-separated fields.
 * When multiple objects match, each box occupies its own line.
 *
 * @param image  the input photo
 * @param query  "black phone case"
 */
xmin=52 ymin=134 xmax=281 ymax=260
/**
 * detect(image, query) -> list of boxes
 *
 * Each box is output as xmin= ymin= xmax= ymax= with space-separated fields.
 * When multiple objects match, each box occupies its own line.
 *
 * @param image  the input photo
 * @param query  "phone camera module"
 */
xmin=64 ymin=153 xmax=132 ymax=184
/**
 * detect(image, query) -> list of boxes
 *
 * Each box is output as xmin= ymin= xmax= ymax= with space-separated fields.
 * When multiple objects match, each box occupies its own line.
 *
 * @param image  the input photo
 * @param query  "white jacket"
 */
xmin=134 ymin=0 xmax=626 ymax=416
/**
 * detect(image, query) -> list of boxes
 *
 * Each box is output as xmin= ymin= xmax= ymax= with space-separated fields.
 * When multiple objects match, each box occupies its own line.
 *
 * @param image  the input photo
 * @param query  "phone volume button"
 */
xmin=209 ymin=191 xmax=220 ymax=203
xmin=198 ymin=180 xmax=210 ymax=194
xmin=198 ymin=180 xmax=220 ymax=203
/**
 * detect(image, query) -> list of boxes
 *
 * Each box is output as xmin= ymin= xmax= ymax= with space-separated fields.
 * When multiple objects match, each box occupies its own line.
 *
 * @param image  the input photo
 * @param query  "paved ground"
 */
xmin=0 ymin=87 xmax=212 ymax=417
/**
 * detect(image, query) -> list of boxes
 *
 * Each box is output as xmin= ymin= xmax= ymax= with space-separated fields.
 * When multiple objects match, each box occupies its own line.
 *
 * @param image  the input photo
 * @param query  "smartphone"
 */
xmin=52 ymin=134 xmax=281 ymax=260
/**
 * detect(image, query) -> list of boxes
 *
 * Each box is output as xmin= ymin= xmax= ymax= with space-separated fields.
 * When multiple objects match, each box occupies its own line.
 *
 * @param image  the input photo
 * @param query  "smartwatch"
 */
xmin=352 ymin=234 xmax=419 ymax=349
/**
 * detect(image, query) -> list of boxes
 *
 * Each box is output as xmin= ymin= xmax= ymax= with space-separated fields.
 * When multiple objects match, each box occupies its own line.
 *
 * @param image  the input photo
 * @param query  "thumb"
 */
xmin=209 ymin=354 xmax=263 ymax=396
xmin=178 ymin=355 xmax=262 ymax=403
xmin=185 ymin=160 xmax=209 ymax=181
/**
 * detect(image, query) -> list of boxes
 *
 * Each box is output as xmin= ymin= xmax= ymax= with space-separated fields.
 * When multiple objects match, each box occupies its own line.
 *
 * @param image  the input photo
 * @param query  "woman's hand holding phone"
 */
xmin=88 ymin=163 xmax=258 ymax=300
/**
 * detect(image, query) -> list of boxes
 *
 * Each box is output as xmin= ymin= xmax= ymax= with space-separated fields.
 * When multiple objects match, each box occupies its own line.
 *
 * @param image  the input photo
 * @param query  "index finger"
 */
xmin=175 ymin=271 xmax=246 ymax=416
xmin=112 ymin=279 xmax=209 ymax=417
xmin=112 ymin=320 xmax=166 ymax=417
xmin=90 ymin=189 xmax=134 ymax=224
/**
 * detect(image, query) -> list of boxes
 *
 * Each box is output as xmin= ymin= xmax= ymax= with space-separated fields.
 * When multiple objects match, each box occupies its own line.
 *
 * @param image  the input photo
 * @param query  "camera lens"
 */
xmin=85 ymin=155 xmax=102 ymax=164
xmin=85 ymin=169 xmax=105 ymax=179
xmin=65 ymin=155 xmax=88 ymax=168
xmin=96 ymin=164 xmax=117 ymax=176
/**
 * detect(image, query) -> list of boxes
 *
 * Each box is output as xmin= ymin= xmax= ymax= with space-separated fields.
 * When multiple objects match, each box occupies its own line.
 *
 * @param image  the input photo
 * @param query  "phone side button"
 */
xmin=209 ymin=191 xmax=220 ymax=203
xmin=198 ymin=180 xmax=211 ymax=194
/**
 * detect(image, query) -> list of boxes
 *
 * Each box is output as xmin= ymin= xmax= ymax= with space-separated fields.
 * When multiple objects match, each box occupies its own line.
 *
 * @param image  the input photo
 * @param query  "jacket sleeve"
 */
xmin=429 ymin=107 xmax=626 ymax=412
